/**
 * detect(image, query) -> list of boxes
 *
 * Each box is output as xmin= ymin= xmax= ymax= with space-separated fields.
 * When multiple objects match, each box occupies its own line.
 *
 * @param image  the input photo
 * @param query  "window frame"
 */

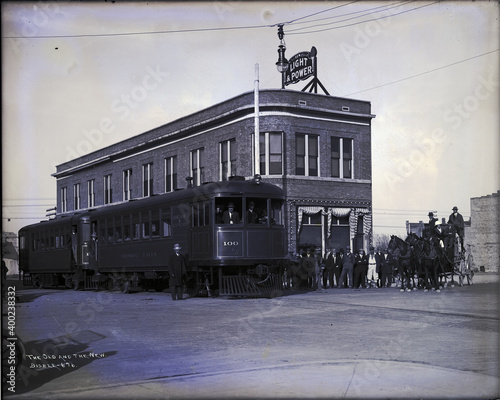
xmin=103 ymin=175 xmax=112 ymax=205
xmin=165 ymin=156 xmax=177 ymax=193
xmin=295 ymin=133 xmax=319 ymax=177
xmin=190 ymin=148 xmax=205 ymax=187
xmin=73 ymin=183 xmax=80 ymax=210
xmin=142 ymin=163 xmax=153 ymax=197
xmin=123 ymin=169 xmax=132 ymax=201
xmin=220 ymin=139 xmax=237 ymax=181
xmin=330 ymin=136 xmax=353 ymax=179
xmin=88 ymin=179 xmax=95 ymax=208
xmin=61 ymin=187 xmax=67 ymax=212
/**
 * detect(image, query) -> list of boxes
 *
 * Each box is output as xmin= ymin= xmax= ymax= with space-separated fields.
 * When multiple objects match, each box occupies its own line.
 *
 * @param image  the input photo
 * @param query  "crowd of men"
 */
xmin=282 ymin=246 xmax=397 ymax=291
xmin=282 ymin=206 xmax=466 ymax=291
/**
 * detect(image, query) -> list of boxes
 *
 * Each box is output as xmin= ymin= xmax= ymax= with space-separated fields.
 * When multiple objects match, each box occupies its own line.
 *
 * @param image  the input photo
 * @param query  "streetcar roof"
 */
xmin=19 ymin=179 xmax=284 ymax=233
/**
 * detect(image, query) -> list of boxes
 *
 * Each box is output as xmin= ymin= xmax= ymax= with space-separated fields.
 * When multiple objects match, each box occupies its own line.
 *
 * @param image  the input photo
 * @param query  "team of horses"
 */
xmin=387 ymin=227 xmax=473 ymax=292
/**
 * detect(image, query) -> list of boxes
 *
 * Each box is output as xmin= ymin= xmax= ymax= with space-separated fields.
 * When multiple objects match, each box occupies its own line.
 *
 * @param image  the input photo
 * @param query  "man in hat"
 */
xmin=448 ymin=206 xmax=465 ymax=251
xmin=246 ymin=201 xmax=258 ymax=224
xmin=222 ymin=202 xmax=240 ymax=224
xmin=168 ymin=243 xmax=187 ymax=300
xmin=367 ymin=246 xmax=378 ymax=288
xmin=427 ymin=211 xmax=439 ymax=238
xmin=338 ymin=246 xmax=355 ymax=288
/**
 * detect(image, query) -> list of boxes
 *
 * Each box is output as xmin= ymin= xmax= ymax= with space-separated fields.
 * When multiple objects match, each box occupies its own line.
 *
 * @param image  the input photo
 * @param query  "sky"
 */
xmin=2 ymin=0 xmax=499 ymax=238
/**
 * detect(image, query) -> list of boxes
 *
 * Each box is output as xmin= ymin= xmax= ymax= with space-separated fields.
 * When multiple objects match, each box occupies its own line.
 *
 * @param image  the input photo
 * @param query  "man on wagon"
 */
xmin=425 ymin=212 xmax=440 ymax=239
xmin=447 ymin=206 xmax=465 ymax=251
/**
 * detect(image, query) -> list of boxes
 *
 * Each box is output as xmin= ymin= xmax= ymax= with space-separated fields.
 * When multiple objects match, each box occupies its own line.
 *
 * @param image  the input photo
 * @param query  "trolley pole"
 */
xmin=254 ymin=63 xmax=260 ymax=176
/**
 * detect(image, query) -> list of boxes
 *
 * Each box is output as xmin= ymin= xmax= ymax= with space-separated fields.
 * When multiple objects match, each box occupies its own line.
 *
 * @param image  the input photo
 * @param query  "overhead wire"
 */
xmin=286 ymin=0 xmax=411 ymax=26
xmin=343 ymin=48 xmax=500 ymax=97
xmin=287 ymin=1 xmax=441 ymax=35
xmin=2 ymin=0 xmax=434 ymax=40
xmin=287 ymin=0 xmax=415 ymax=32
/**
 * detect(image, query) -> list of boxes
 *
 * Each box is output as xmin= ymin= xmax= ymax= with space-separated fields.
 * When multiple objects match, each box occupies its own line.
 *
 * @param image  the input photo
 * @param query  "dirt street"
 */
xmin=2 ymin=273 xmax=499 ymax=399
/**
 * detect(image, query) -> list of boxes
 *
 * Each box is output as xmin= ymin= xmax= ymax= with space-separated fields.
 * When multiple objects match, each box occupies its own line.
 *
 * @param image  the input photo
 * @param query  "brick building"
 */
xmin=467 ymin=191 xmax=500 ymax=272
xmin=53 ymin=89 xmax=374 ymax=254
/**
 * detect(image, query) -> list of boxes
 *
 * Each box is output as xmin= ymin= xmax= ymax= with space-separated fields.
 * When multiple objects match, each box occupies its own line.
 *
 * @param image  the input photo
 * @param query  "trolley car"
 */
xmin=18 ymin=177 xmax=287 ymax=297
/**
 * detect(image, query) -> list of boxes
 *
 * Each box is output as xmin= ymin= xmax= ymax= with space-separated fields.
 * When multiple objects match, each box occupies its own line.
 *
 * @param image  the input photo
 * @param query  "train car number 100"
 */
xmin=223 ymin=241 xmax=239 ymax=246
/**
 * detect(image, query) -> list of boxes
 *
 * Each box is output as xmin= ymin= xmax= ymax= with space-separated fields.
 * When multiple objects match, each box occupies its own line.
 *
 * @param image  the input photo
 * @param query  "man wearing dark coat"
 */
xmin=338 ymin=246 xmax=355 ymax=288
xmin=426 ymin=212 xmax=440 ymax=239
xmin=324 ymin=248 xmax=335 ymax=288
xmin=301 ymin=249 xmax=316 ymax=289
xmin=222 ymin=202 xmax=240 ymax=224
xmin=246 ymin=201 xmax=259 ymax=224
xmin=448 ymin=206 xmax=465 ymax=251
xmin=168 ymin=243 xmax=187 ymax=300
xmin=353 ymin=249 xmax=369 ymax=289
xmin=376 ymin=249 xmax=389 ymax=287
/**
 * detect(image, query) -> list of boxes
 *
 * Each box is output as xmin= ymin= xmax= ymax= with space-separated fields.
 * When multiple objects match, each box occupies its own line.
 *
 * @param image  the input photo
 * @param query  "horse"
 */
xmin=405 ymin=233 xmax=427 ymax=289
xmin=436 ymin=225 xmax=460 ymax=288
xmin=387 ymin=235 xmax=415 ymax=291
xmin=422 ymin=236 xmax=441 ymax=291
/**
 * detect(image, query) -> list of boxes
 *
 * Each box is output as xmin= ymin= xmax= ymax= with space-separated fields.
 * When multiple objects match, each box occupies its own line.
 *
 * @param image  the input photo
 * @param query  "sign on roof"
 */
xmin=284 ymin=48 xmax=316 ymax=86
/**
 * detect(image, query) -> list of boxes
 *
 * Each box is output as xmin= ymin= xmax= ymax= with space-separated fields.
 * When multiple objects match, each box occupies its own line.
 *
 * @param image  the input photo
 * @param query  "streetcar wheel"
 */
xmin=121 ymin=281 xmax=130 ymax=294
xmin=186 ymin=277 xmax=199 ymax=298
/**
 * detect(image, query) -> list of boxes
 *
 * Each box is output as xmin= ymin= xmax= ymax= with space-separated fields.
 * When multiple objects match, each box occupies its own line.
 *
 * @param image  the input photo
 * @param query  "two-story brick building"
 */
xmin=53 ymin=89 xmax=374 ymax=254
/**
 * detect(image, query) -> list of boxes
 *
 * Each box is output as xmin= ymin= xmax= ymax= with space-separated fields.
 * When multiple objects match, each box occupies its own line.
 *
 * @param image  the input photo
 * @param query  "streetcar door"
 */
xmin=78 ymin=217 xmax=91 ymax=269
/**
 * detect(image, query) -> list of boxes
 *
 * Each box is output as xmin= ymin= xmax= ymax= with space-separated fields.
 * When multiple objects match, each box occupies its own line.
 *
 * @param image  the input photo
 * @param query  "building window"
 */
xmin=190 ymin=148 xmax=204 ymax=187
xmin=255 ymin=132 xmax=283 ymax=175
xmin=165 ymin=156 xmax=177 ymax=192
xmin=87 ymin=179 xmax=95 ymax=208
xmin=296 ymin=133 xmax=319 ymax=176
xmin=73 ymin=183 xmax=81 ymax=210
xmin=104 ymin=174 xmax=112 ymax=204
xmin=220 ymin=139 xmax=237 ymax=181
xmin=142 ymin=163 xmax=153 ymax=197
xmin=60 ymin=187 xmax=67 ymax=212
xmin=331 ymin=137 xmax=353 ymax=179
xmin=123 ymin=169 xmax=132 ymax=201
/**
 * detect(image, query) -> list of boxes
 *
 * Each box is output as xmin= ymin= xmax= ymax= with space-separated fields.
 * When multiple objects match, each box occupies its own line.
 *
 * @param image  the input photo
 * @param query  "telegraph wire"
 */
xmin=277 ymin=0 xmax=360 ymax=25
xmin=287 ymin=0 xmax=415 ymax=32
xmin=3 ymin=0 xmax=436 ymax=40
xmin=343 ymin=48 xmax=500 ymax=97
xmin=287 ymin=0 xmax=440 ymax=35
xmin=286 ymin=0 xmax=411 ymax=26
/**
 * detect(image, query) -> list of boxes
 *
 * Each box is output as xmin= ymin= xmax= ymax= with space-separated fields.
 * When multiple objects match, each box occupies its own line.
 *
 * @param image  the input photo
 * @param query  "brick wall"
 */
xmin=468 ymin=191 xmax=500 ymax=272
xmin=53 ymin=90 xmax=374 ymax=253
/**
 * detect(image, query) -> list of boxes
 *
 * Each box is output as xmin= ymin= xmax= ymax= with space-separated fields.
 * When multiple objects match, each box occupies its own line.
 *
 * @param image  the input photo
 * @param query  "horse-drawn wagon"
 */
xmin=387 ymin=222 xmax=473 ymax=292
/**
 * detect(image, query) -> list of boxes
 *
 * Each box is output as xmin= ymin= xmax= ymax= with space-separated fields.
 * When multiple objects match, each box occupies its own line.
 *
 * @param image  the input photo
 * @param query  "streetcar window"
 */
xmin=151 ymin=210 xmax=160 ymax=238
xmin=99 ymin=223 xmax=107 ymax=244
xmin=142 ymin=211 xmax=150 ymax=239
xmin=204 ymin=203 xmax=210 ymax=225
xmin=55 ymin=229 xmax=60 ymax=248
xmin=115 ymin=218 xmax=123 ymax=242
xmin=162 ymin=208 xmax=172 ymax=237
xmin=270 ymin=199 xmax=284 ymax=225
xmin=132 ymin=214 xmax=140 ymax=240
xmin=19 ymin=235 xmax=26 ymax=250
xmin=215 ymin=198 xmax=242 ymax=224
xmin=192 ymin=203 xmax=210 ymax=227
xmin=107 ymin=219 xmax=114 ymax=243
xmin=246 ymin=198 xmax=268 ymax=224
xmin=124 ymin=215 xmax=131 ymax=241
xmin=192 ymin=204 xmax=200 ymax=227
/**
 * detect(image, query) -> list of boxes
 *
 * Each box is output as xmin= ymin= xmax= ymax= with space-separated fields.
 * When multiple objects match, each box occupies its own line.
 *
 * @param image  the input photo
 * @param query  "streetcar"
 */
xmin=18 ymin=176 xmax=287 ymax=297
